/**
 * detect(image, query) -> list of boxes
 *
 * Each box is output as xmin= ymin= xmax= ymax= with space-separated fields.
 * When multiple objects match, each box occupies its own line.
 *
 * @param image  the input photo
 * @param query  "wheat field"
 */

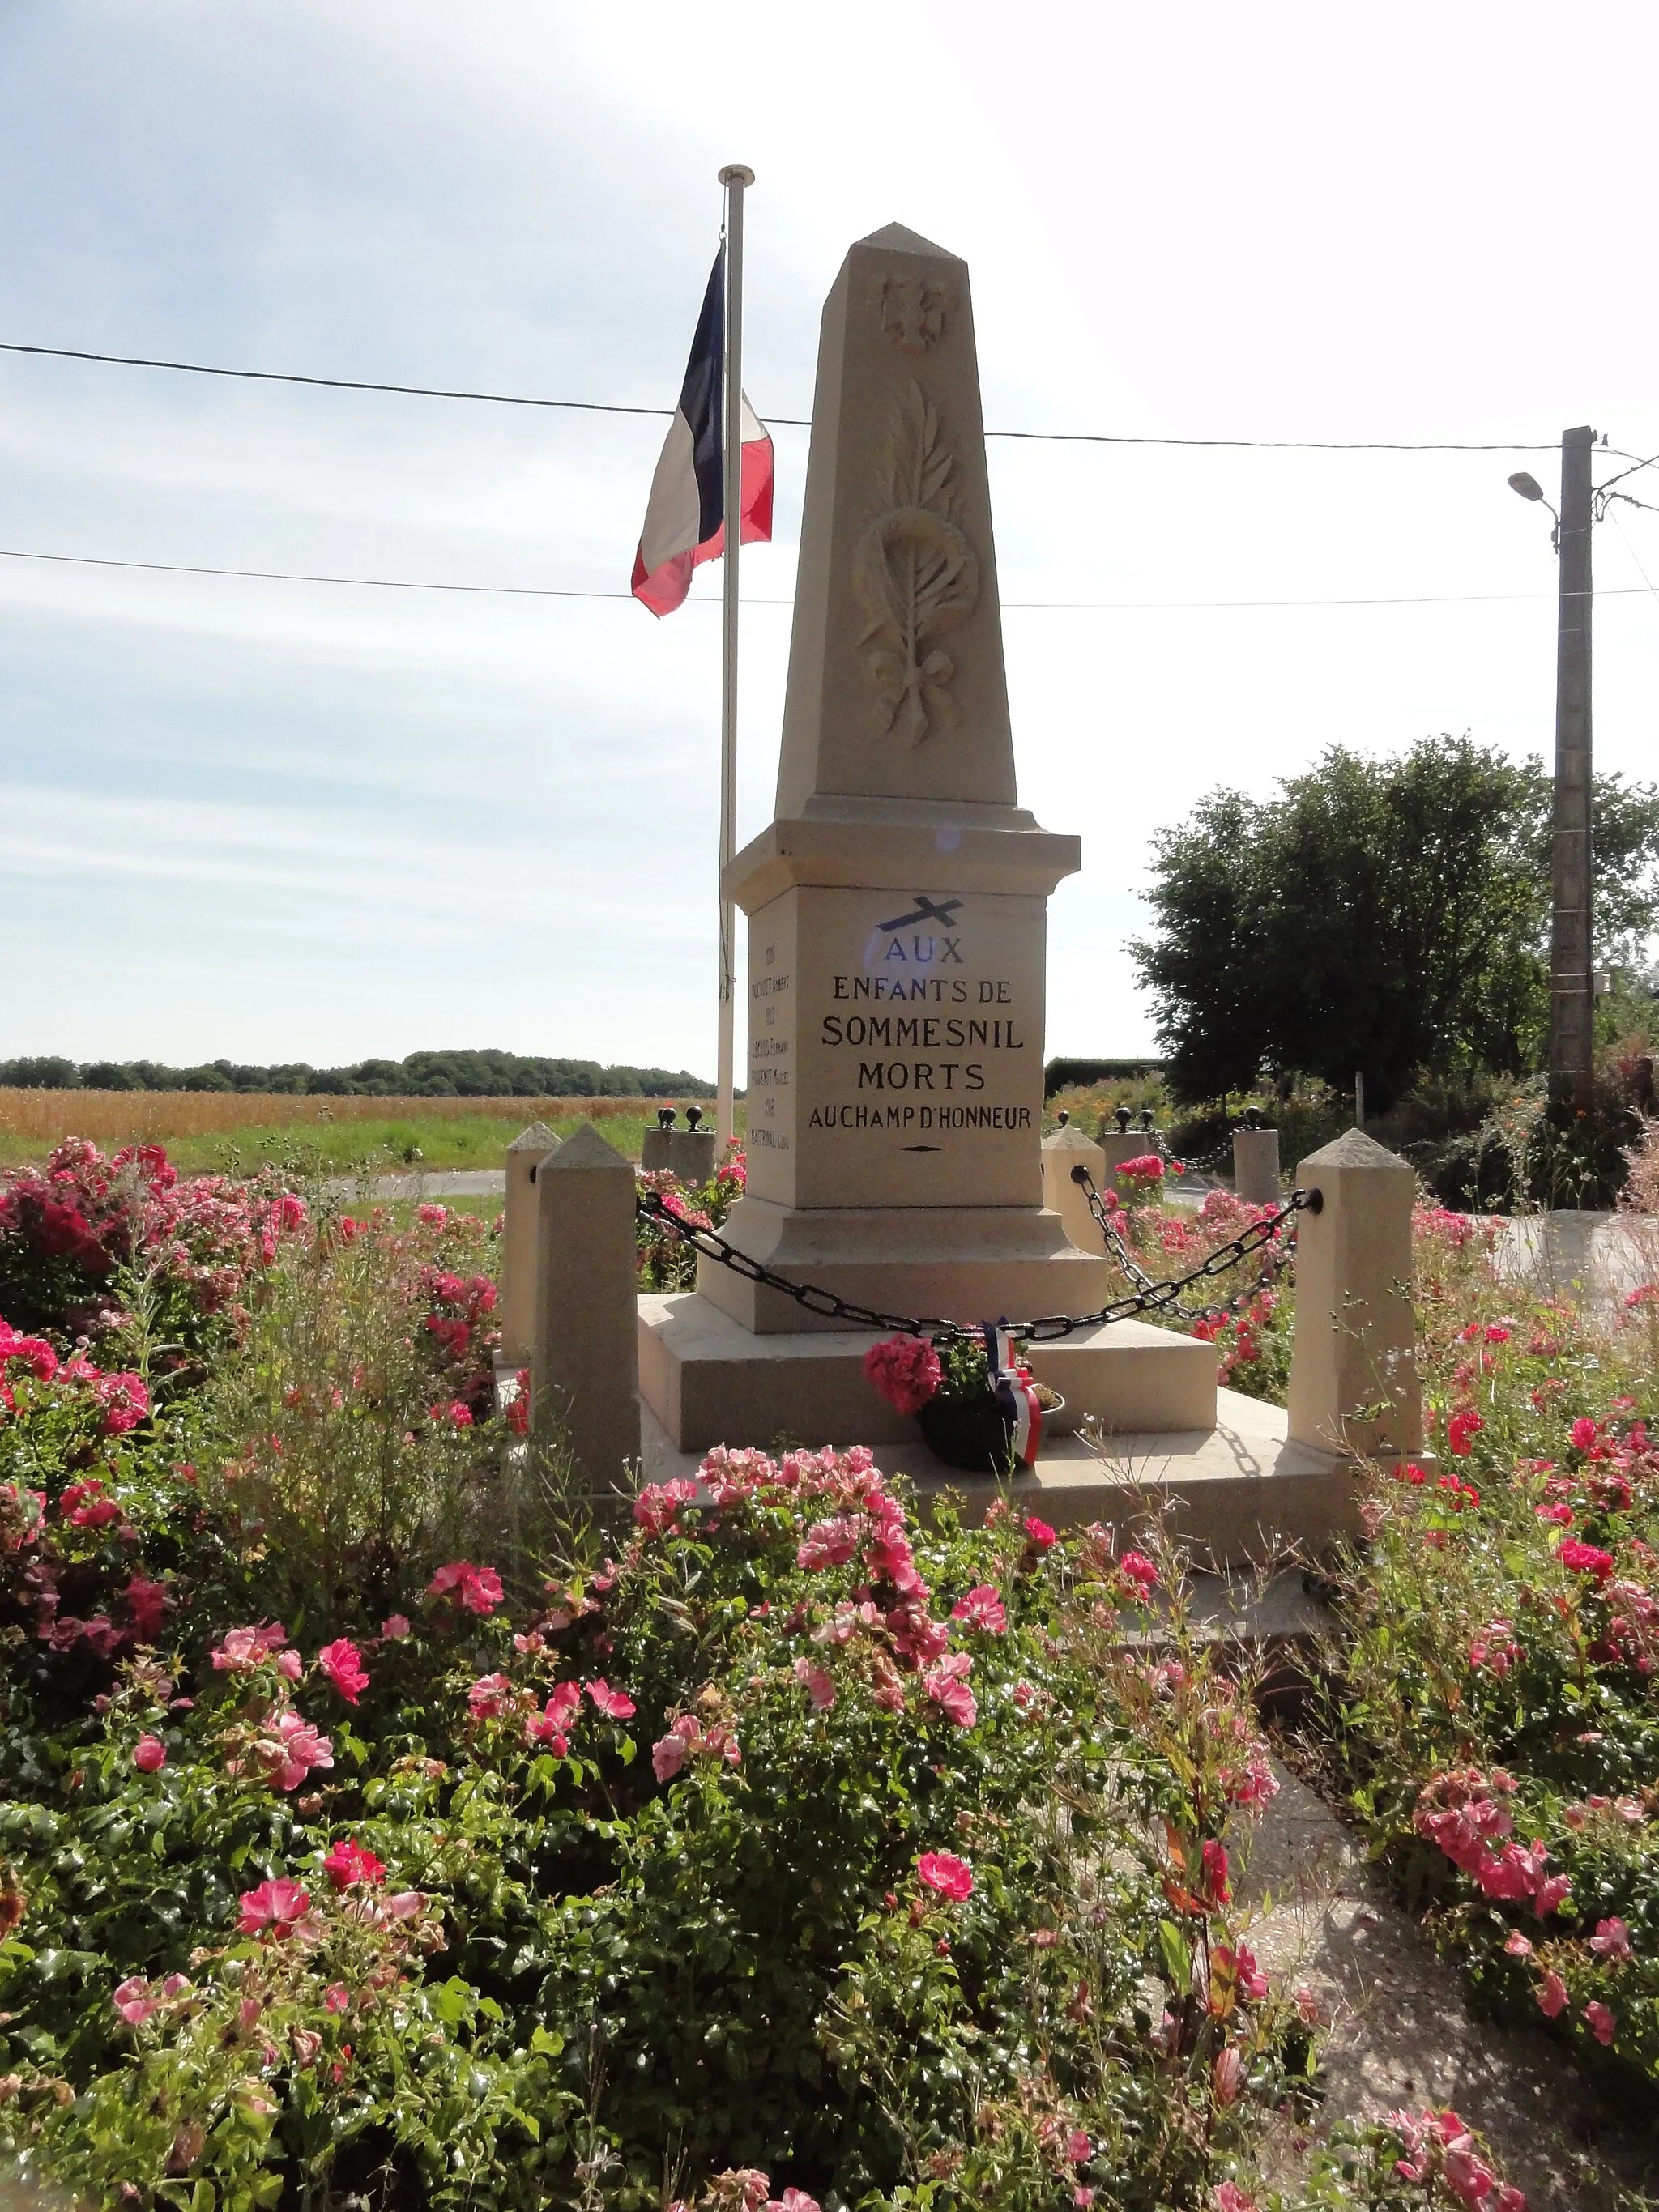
xmin=0 ymin=1092 xmax=696 ymax=1174
xmin=0 ymin=1090 xmax=654 ymax=1143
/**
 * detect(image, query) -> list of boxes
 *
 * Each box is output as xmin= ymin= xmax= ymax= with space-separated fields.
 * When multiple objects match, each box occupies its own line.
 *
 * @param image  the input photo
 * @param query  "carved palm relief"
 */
xmin=851 ymin=381 xmax=979 ymax=748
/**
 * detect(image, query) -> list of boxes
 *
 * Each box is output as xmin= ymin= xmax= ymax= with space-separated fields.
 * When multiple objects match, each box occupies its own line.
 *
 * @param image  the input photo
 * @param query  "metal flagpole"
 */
xmin=714 ymin=164 xmax=753 ymax=1153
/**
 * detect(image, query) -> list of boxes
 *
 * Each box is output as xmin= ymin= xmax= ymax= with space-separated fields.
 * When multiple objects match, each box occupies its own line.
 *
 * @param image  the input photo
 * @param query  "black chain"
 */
xmin=1072 ymin=1166 xmax=1298 ymax=1327
xmin=636 ymin=1183 xmax=1317 ymax=1345
xmin=1177 ymin=1135 xmax=1235 ymax=1174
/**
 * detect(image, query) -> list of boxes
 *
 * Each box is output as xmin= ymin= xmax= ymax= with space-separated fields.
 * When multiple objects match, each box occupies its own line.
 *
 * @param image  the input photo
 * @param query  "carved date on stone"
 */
xmin=852 ymin=381 xmax=979 ymax=747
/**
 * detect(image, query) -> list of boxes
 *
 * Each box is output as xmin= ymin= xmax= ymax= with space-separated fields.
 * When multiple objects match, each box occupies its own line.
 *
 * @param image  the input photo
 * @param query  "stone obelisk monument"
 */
xmin=638 ymin=224 xmax=1212 ymax=1450
xmin=706 ymin=222 xmax=1113 ymax=1327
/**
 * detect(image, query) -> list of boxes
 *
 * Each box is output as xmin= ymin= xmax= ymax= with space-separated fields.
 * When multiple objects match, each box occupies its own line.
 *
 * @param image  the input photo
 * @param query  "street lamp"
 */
xmin=1508 ymin=471 xmax=1559 ymax=549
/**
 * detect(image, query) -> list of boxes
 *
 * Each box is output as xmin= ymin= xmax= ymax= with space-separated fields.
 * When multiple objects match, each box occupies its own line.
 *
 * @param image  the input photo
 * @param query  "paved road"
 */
xmin=1495 ymin=1208 xmax=1655 ymax=1311
xmin=325 ymin=1168 xmax=507 ymax=1201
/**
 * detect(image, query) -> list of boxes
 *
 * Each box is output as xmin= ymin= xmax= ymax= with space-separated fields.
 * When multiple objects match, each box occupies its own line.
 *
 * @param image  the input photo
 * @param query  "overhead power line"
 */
xmin=2 ymin=542 xmax=1652 ymax=611
xmin=0 ymin=339 xmax=1572 ymax=453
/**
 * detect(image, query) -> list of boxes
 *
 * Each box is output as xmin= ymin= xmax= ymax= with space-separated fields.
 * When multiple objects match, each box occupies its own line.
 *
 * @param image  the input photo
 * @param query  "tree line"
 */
xmin=0 ymin=1048 xmax=716 ymax=1099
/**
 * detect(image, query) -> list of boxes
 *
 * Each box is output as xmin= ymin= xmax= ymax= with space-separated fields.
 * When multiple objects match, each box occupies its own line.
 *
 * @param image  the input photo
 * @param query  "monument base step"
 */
xmin=638 ymin=1290 xmax=1216 ymax=1453
xmin=638 ymin=1383 xmax=1360 ymax=1567
xmin=692 ymin=1198 xmax=1120 ymax=1335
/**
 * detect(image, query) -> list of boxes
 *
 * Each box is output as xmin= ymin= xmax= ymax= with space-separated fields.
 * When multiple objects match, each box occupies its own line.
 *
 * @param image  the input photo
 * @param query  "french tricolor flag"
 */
xmin=631 ymin=248 xmax=774 ymax=616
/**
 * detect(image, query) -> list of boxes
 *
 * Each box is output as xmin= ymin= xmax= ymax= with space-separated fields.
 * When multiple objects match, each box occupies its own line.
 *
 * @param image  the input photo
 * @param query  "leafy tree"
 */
xmin=0 ymin=1055 xmax=81 ymax=1089
xmin=1131 ymin=736 xmax=1659 ymax=1109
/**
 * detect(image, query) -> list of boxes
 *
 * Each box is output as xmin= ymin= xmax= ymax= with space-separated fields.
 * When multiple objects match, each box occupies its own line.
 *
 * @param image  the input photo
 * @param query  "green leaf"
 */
xmin=1157 ymin=1917 xmax=1192 ymax=1994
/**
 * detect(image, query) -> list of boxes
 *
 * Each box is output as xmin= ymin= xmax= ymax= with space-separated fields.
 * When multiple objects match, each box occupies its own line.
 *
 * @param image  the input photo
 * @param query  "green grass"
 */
xmin=0 ymin=1109 xmax=757 ymax=1178
xmin=0 ymin=1114 xmax=639 ymax=1176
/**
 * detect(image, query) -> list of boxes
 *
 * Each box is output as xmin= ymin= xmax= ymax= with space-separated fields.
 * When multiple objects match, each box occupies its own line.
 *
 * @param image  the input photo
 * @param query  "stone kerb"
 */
xmin=531 ymin=1122 xmax=640 ymax=1492
xmin=1041 ymin=1123 xmax=1107 ymax=1252
xmin=500 ymin=1123 xmax=560 ymax=1366
xmin=1232 ymin=1126 xmax=1282 ymax=1205
xmin=1286 ymin=1128 xmax=1423 ymax=1465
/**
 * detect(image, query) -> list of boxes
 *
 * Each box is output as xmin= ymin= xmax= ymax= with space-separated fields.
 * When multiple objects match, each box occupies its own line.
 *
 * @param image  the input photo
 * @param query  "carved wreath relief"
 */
xmin=852 ymin=380 xmax=979 ymax=748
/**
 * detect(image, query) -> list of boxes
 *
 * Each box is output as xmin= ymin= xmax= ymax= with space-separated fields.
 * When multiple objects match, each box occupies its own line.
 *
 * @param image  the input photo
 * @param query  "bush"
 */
xmin=0 ymin=1140 xmax=1555 ymax=2212
xmin=1322 ymin=1196 xmax=1659 ymax=2094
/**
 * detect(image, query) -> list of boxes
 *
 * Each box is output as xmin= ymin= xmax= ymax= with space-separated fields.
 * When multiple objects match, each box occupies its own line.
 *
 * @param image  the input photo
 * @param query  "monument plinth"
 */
xmin=642 ymin=222 xmax=1201 ymax=1445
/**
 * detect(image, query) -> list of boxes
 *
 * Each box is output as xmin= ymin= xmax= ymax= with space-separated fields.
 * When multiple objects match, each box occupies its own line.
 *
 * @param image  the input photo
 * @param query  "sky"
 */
xmin=2 ymin=1 xmax=1657 ymax=1079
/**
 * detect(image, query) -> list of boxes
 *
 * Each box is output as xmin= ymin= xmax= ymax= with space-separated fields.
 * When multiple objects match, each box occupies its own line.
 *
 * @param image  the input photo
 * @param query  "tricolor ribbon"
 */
xmin=981 ymin=1315 xmax=1043 ymax=1468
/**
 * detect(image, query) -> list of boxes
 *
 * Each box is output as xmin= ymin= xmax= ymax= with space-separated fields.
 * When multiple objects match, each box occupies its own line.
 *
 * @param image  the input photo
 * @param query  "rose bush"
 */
xmin=0 ymin=1419 xmax=1330 ymax=2209
xmin=636 ymin=1142 xmax=747 ymax=1293
xmin=0 ymin=1140 xmax=1548 ymax=2209
xmin=1326 ymin=1178 xmax=1659 ymax=2095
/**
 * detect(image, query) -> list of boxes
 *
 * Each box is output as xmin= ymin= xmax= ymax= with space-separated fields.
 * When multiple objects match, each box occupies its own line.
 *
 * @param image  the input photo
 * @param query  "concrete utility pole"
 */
xmin=1550 ymin=425 xmax=1596 ymax=1101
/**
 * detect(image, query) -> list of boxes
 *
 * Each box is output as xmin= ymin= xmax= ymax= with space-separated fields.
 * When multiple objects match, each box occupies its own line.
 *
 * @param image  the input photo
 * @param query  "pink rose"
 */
xmin=254 ymin=1711 xmax=333 ymax=1792
xmin=1216 ymin=1941 xmax=1269 ymax=2001
xmin=923 ymin=1652 xmax=978 ymax=1730
xmin=793 ymin=1656 xmax=837 ymax=1711
xmin=237 ymin=1876 xmax=311 ymax=1938
xmin=652 ymin=1731 xmax=688 ymax=1782
xmin=1589 ymin=1916 xmax=1632 ymax=1961
xmin=132 ymin=1734 xmax=167 ymax=1773
xmin=950 ymin=1585 xmax=1008 ymax=1634
xmin=1117 ymin=1549 xmax=1159 ymax=1599
xmin=113 ymin=1975 xmax=157 ymax=2026
xmin=318 ymin=1639 xmax=369 ymax=1705
xmin=380 ymin=1613 xmax=412 ymax=1641
xmin=468 ymin=1673 xmax=516 ymax=1720
xmin=427 ymin=1561 xmax=504 ymax=1616
xmin=322 ymin=1839 xmax=386 ymax=1890
xmin=585 ymin=1679 xmax=636 ymax=1721
xmin=916 ymin=1850 xmax=973 ymax=1902
xmin=1534 ymin=1970 xmax=1568 ymax=2018
xmin=1584 ymin=1998 xmax=1616 ymax=2046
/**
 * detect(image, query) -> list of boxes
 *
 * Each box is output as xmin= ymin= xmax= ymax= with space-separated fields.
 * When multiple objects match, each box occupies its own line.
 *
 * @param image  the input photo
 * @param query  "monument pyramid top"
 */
xmin=774 ymin=222 xmax=1019 ymax=822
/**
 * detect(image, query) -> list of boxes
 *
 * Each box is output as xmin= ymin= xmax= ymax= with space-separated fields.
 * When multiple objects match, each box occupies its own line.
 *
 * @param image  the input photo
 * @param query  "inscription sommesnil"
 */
xmin=744 ymin=884 xmax=1045 ymax=1214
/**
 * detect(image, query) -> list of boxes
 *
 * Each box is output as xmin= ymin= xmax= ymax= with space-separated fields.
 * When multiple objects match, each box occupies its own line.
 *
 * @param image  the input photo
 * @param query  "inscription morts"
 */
xmin=744 ymin=882 xmax=1046 ymax=1213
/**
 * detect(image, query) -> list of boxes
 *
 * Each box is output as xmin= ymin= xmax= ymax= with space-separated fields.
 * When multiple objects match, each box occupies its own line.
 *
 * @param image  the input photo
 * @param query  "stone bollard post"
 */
xmin=500 ymin=1124 xmax=560 ymax=1366
xmin=667 ymin=1108 xmax=718 ymax=1188
xmin=531 ymin=1122 xmax=641 ymax=1492
xmin=1042 ymin=1120 xmax=1108 ymax=1252
xmin=1232 ymin=1120 xmax=1282 ymax=1204
xmin=641 ymin=1106 xmax=677 ymax=1173
xmin=1286 ymin=1128 xmax=1423 ymax=1464
xmin=1098 ymin=1107 xmax=1157 ymax=1191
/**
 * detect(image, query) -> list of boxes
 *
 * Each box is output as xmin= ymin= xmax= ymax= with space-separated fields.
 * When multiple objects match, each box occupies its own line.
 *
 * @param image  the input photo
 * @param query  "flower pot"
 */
xmin=916 ymin=1393 xmax=1017 ymax=1474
